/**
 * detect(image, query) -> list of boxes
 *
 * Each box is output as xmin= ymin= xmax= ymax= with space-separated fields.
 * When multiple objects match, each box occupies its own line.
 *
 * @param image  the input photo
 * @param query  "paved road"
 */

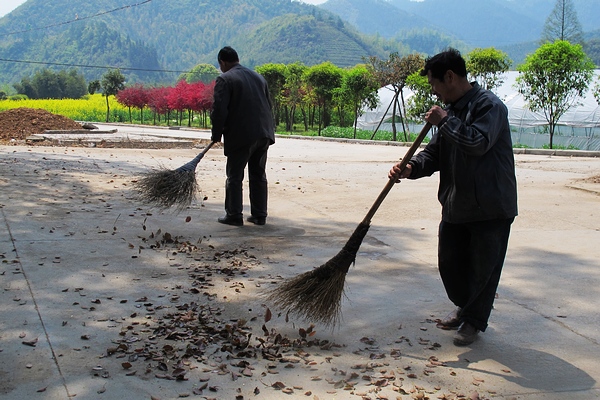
xmin=1 ymin=126 xmax=599 ymax=399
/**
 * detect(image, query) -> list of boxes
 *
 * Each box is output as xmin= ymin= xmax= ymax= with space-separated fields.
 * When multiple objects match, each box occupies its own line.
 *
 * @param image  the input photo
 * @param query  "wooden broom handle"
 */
xmin=177 ymin=141 xmax=217 ymax=172
xmin=361 ymin=122 xmax=432 ymax=225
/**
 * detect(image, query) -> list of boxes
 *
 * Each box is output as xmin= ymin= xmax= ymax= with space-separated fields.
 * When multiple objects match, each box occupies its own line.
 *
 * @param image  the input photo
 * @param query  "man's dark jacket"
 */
xmin=210 ymin=64 xmax=275 ymax=155
xmin=408 ymin=83 xmax=518 ymax=224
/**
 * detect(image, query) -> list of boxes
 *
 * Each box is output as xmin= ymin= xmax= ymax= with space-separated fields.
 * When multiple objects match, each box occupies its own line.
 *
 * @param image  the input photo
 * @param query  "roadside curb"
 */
xmin=23 ymin=122 xmax=600 ymax=158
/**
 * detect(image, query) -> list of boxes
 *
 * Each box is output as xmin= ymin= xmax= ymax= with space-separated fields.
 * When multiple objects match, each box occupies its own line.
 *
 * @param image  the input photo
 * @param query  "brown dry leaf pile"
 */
xmin=94 ymin=229 xmax=494 ymax=399
xmin=581 ymin=175 xmax=600 ymax=184
xmin=0 ymin=107 xmax=82 ymax=142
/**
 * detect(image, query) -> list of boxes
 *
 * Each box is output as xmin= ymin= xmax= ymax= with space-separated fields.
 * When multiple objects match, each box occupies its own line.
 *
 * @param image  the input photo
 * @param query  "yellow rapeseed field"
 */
xmin=0 ymin=94 xmax=128 ymax=122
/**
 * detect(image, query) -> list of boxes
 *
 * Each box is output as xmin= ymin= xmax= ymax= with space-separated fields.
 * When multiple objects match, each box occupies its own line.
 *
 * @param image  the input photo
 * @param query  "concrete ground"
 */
xmin=1 ymin=125 xmax=599 ymax=400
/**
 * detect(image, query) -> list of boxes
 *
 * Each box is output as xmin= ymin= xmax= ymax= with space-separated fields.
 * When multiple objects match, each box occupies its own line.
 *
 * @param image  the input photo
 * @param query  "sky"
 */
xmin=0 ymin=0 xmax=27 ymax=17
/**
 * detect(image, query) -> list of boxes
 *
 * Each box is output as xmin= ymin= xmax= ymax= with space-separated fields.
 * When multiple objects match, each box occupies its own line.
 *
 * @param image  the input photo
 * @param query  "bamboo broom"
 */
xmin=266 ymin=123 xmax=433 ymax=327
xmin=134 ymin=141 xmax=216 ymax=212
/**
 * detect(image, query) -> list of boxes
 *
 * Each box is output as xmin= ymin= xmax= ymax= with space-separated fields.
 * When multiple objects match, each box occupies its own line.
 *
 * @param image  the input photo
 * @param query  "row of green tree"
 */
xmin=6 ymin=41 xmax=600 ymax=149
xmin=257 ymin=40 xmax=599 ymax=149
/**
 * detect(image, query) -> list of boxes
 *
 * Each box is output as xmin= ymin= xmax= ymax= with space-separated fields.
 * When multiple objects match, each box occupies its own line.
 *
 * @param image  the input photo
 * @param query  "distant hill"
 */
xmin=0 ymin=0 xmax=393 ymax=85
xmin=321 ymin=0 xmax=434 ymax=38
xmin=319 ymin=0 xmax=600 ymax=66
xmin=387 ymin=0 xmax=544 ymax=47
xmin=327 ymin=0 xmax=600 ymax=47
xmin=0 ymin=0 xmax=598 ymax=88
xmin=231 ymin=14 xmax=382 ymax=68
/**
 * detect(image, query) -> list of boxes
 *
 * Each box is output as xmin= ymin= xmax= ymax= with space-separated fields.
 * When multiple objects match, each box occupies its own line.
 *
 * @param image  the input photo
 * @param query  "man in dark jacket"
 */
xmin=389 ymin=48 xmax=518 ymax=346
xmin=211 ymin=46 xmax=275 ymax=226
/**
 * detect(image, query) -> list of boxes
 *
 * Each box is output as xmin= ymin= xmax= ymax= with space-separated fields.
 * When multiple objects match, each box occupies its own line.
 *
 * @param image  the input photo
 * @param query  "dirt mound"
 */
xmin=0 ymin=107 xmax=83 ymax=142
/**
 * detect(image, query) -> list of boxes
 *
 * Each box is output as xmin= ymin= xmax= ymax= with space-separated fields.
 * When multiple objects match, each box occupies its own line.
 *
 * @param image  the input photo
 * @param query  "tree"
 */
xmin=340 ymin=65 xmax=378 ymax=138
xmin=255 ymin=63 xmax=287 ymax=127
xmin=168 ymin=80 xmax=190 ymax=125
xmin=88 ymin=80 xmax=101 ymax=95
xmin=281 ymin=62 xmax=308 ymax=131
xmin=594 ymin=76 xmax=600 ymax=105
xmin=179 ymin=64 xmax=219 ymax=84
xmin=100 ymin=69 xmax=126 ymax=122
xmin=584 ymin=38 xmax=600 ymax=67
xmin=147 ymin=86 xmax=172 ymax=125
xmin=516 ymin=40 xmax=595 ymax=149
xmin=367 ymin=53 xmax=424 ymax=141
xmin=331 ymin=69 xmax=351 ymax=129
xmin=13 ymin=76 xmax=37 ymax=99
xmin=116 ymin=84 xmax=148 ymax=123
xmin=32 ymin=69 xmax=61 ymax=99
xmin=14 ymin=68 xmax=86 ymax=99
xmin=304 ymin=62 xmax=343 ymax=134
xmin=405 ymin=71 xmax=442 ymax=121
xmin=62 ymin=69 xmax=88 ymax=99
xmin=188 ymin=81 xmax=214 ymax=128
xmin=466 ymin=48 xmax=512 ymax=91
xmin=541 ymin=0 xmax=584 ymax=45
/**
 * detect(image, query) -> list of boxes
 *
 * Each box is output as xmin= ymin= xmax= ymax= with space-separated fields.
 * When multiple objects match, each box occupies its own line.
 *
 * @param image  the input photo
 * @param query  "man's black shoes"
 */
xmin=217 ymin=215 xmax=266 ymax=226
xmin=217 ymin=215 xmax=243 ymax=226
xmin=247 ymin=215 xmax=266 ymax=225
xmin=453 ymin=322 xmax=479 ymax=346
xmin=437 ymin=307 xmax=462 ymax=329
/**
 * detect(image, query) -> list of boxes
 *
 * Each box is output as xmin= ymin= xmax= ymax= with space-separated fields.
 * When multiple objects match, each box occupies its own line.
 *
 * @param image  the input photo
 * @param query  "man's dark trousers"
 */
xmin=438 ymin=217 xmax=514 ymax=331
xmin=224 ymin=138 xmax=270 ymax=219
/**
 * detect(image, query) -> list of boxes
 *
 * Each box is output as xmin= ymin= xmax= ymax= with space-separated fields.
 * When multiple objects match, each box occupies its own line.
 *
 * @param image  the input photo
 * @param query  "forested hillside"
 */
xmin=1 ymin=0 xmax=598 ymax=88
xmin=321 ymin=0 xmax=600 ymax=65
xmin=231 ymin=14 xmax=383 ymax=68
xmin=0 ymin=0 xmax=395 ymax=86
xmin=321 ymin=0 xmax=433 ymax=38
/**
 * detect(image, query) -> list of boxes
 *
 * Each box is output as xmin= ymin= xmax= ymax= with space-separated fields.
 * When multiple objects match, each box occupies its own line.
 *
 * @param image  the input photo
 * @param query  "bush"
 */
xmin=542 ymin=143 xmax=579 ymax=150
xmin=319 ymin=126 xmax=430 ymax=143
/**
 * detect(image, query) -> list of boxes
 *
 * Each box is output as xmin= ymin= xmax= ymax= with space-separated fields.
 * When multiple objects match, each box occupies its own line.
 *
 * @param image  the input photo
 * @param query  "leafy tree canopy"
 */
xmin=466 ymin=47 xmax=512 ymax=91
xmin=13 ymin=68 xmax=87 ymax=99
xmin=100 ymin=69 xmax=126 ymax=122
xmin=179 ymin=64 xmax=220 ymax=84
xmin=516 ymin=40 xmax=595 ymax=148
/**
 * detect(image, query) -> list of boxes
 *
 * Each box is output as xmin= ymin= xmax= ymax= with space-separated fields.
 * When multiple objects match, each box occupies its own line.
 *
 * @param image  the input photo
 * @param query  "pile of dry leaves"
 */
xmin=581 ymin=175 xmax=600 ymax=184
xmin=0 ymin=107 xmax=82 ymax=142
xmin=103 ymin=233 xmax=344 ymax=398
xmin=90 ymin=229 xmax=491 ymax=400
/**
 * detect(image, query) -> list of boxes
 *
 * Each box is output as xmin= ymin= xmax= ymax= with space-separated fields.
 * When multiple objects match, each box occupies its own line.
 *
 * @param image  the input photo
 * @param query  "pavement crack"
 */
xmin=0 ymin=206 xmax=73 ymax=398
xmin=509 ymin=298 xmax=600 ymax=346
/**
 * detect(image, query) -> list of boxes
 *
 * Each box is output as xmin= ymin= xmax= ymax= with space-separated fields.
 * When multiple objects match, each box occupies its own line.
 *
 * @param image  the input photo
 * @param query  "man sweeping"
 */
xmin=211 ymin=46 xmax=276 ymax=226
xmin=389 ymin=48 xmax=518 ymax=346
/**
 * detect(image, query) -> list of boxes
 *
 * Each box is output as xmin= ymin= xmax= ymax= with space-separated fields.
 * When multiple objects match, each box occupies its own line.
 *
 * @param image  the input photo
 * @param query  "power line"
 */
xmin=0 ymin=57 xmax=190 ymax=74
xmin=0 ymin=0 xmax=153 ymax=38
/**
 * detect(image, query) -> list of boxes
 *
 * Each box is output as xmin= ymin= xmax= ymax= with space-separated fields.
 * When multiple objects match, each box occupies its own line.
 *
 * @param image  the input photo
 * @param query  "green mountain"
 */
xmin=320 ymin=0 xmax=600 ymax=66
xmin=0 ymin=0 xmax=393 ymax=86
xmin=320 ymin=0 xmax=434 ymax=38
xmin=231 ymin=14 xmax=382 ymax=67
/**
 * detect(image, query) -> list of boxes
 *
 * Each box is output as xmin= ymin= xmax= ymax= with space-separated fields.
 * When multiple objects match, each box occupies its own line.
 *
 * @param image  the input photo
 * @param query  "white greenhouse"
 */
xmin=357 ymin=70 xmax=600 ymax=150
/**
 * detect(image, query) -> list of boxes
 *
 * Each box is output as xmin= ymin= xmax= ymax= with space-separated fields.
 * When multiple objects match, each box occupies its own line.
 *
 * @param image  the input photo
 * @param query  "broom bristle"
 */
xmin=134 ymin=168 xmax=198 ymax=212
xmin=266 ymin=263 xmax=349 ymax=327
xmin=265 ymin=222 xmax=371 ymax=327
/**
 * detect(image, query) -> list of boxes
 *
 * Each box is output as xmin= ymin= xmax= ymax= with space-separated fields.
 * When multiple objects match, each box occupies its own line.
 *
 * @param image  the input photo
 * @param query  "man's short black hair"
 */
xmin=421 ymin=48 xmax=467 ymax=82
xmin=217 ymin=46 xmax=239 ymax=63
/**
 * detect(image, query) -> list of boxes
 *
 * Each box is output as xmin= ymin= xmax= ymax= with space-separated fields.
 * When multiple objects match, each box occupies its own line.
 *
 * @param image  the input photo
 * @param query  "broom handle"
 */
xmin=177 ymin=141 xmax=217 ymax=172
xmin=192 ymin=140 xmax=216 ymax=163
xmin=361 ymin=122 xmax=432 ymax=225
